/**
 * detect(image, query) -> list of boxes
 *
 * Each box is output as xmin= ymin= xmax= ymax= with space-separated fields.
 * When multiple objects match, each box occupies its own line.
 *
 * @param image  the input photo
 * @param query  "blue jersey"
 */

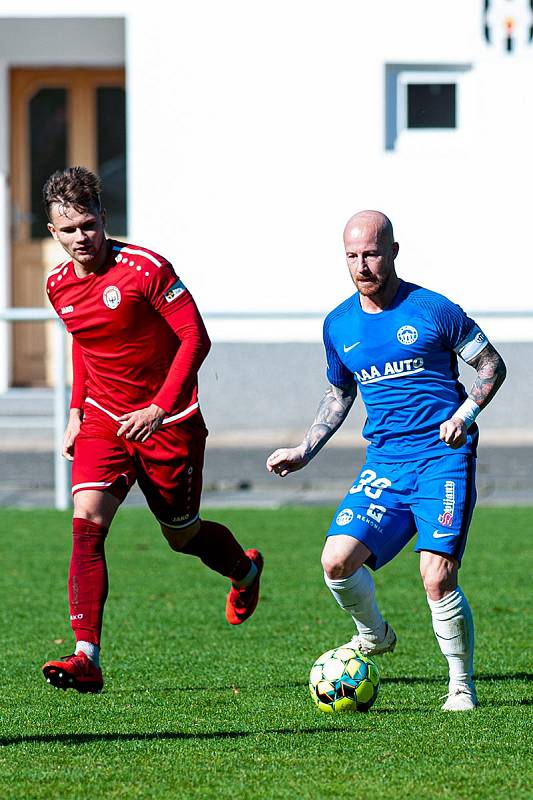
xmin=323 ymin=280 xmax=486 ymax=462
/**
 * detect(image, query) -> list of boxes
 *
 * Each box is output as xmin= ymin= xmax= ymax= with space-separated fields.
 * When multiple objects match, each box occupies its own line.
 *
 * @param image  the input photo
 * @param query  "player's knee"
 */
xmin=73 ymin=505 xmax=109 ymax=527
xmin=421 ymin=569 xmax=456 ymax=600
xmin=161 ymin=519 xmax=201 ymax=551
xmin=73 ymin=489 xmax=120 ymax=527
xmin=420 ymin=552 xmax=458 ymax=600
xmin=321 ymin=551 xmax=352 ymax=580
xmin=322 ymin=536 xmax=369 ymax=580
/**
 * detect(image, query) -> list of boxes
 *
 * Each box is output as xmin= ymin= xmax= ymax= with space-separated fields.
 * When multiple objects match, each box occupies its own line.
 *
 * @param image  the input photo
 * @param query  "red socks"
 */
xmin=67 ymin=518 xmax=249 ymax=645
xmin=68 ymin=518 xmax=109 ymax=647
xmin=181 ymin=520 xmax=251 ymax=582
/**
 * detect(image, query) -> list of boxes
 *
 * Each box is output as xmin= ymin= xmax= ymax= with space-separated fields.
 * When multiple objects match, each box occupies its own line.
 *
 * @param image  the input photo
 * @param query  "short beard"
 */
xmin=355 ymin=272 xmax=390 ymax=296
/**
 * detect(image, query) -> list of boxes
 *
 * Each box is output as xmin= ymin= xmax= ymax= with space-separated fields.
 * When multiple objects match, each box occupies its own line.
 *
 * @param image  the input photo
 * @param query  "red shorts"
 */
xmin=72 ymin=405 xmax=208 ymax=528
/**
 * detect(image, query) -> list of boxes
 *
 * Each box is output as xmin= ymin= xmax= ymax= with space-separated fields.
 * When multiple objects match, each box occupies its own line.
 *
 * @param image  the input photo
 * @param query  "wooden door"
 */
xmin=10 ymin=68 xmax=126 ymax=385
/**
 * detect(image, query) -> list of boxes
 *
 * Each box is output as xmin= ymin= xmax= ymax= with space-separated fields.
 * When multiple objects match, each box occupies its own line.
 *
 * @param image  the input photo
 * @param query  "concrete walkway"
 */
xmin=0 ymin=441 xmax=531 ymax=508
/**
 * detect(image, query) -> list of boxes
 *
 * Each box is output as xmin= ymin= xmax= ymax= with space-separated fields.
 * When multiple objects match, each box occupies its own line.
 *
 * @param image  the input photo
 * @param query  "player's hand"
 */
xmin=266 ymin=445 xmax=309 ymax=477
xmin=439 ymin=416 xmax=467 ymax=449
xmin=117 ymin=404 xmax=167 ymax=442
xmin=62 ymin=408 xmax=83 ymax=461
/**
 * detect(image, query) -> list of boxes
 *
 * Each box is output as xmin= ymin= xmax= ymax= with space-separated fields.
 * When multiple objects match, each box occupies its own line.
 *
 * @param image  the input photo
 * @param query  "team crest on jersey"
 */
xmin=163 ymin=279 xmax=186 ymax=303
xmin=397 ymin=325 xmax=418 ymax=345
xmin=103 ymin=285 xmax=121 ymax=309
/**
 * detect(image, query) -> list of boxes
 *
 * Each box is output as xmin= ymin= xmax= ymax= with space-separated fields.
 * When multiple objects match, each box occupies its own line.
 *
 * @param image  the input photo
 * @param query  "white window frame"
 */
xmin=389 ymin=65 xmax=473 ymax=152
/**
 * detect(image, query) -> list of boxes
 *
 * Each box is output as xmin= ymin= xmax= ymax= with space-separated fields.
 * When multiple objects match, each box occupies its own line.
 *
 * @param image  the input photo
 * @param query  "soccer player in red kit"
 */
xmin=41 ymin=167 xmax=263 ymax=693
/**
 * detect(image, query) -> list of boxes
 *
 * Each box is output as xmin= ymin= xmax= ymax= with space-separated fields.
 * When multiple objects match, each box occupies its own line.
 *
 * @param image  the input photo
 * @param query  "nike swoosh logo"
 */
xmin=343 ymin=342 xmax=360 ymax=353
xmin=433 ymin=530 xmax=455 ymax=539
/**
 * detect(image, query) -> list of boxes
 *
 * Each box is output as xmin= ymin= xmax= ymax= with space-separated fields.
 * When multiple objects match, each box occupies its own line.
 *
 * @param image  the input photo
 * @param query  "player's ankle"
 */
xmin=232 ymin=560 xmax=258 ymax=588
xmin=75 ymin=640 xmax=100 ymax=667
xmin=356 ymin=621 xmax=387 ymax=643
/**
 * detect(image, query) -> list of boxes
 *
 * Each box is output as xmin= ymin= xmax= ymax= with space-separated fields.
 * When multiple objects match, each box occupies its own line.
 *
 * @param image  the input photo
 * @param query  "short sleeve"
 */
xmin=431 ymin=296 xmax=477 ymax=351
xmin=323 ymin=315 xmax=353 ymax=388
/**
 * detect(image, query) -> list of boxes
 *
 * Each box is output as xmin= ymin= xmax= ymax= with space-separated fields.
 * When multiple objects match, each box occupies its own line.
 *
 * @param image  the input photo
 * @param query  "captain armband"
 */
xmin=453 ymin=398 xmax=481 ymax=429
xmin=454 ymin=325 xmax=488 ymax=363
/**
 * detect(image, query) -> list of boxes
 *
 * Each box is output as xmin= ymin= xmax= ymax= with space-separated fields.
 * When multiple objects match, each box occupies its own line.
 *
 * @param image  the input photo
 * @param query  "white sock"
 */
xmin=75 ymin=641 xmax=100 ymax=667
xmin=324 ymin=567 xmax=386 ymax=641
xmin=233 ymin=561 xmax=258 ymax=588
xmin=427 ymin=587 xmax=474 ymax=689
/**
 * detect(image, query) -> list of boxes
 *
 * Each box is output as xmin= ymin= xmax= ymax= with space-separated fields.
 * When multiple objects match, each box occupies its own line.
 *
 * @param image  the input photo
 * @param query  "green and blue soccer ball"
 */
xmin=309 ymin=646 xmax=380 ymax=712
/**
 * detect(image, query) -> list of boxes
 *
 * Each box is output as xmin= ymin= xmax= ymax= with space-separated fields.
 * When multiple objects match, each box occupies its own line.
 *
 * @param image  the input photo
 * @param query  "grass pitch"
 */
xmin=0 ymin=506 xmax=531 ymax=799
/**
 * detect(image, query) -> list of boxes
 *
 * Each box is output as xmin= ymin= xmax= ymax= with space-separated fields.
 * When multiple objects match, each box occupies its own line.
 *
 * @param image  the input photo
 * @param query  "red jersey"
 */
xmin=46 ymin=239 xmax=211 ymax=425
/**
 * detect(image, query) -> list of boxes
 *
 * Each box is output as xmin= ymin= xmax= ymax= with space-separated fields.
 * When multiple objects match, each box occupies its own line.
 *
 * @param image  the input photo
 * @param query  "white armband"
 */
xmin=453 ymin=398 xmax=480 ymax=429
xmin=454 ymin=325 xmax=488 ymax=363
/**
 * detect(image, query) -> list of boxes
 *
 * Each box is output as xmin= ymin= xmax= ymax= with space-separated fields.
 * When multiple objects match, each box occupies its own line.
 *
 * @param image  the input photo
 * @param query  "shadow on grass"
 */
xmin=383 ymin=671 xmax=533 ymax=686
xmin=3 ymin=680 xmax=531 ymax=748
xmin=148 ymin=672 xmax=532 ymax=692
xmin=0 ymin=726 xmax=368 ymax=748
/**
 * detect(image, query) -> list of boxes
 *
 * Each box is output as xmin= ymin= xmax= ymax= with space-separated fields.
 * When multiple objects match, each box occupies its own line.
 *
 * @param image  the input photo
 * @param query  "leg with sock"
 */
xmin=420 ymin=551 xmax=477 ymax=711
xmin=324 ymin=567 xmax=396 ymax=655
xmin=69 ymin=517 xmax=109 ymax=650
xmin=180 ymin=520 xmax=263 ymax=624
xmin=321 ymin=535 xmax=396 ymax=655
xmin=181 ymin=520 xmax=253 ymax=582
xmin=42 ymin=516 xmax=109 ymax=692
xmin=427 ymin=587 xmax=477 ymax=711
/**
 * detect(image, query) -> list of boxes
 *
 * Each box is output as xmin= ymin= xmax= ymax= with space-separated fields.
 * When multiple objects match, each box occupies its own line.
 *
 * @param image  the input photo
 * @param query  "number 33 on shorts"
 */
xmin=326 ymin=465 xmax=405 ymax=570
xmin=349 ymin=468 xmax=391 ymax=522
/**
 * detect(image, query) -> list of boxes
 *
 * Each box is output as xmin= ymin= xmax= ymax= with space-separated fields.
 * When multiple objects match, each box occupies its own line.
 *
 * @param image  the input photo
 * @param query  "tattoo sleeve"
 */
xmin=301 ymin=382 xmax=357 ymax=461
xmin=465 ymin=342 xmax=507 ymax=410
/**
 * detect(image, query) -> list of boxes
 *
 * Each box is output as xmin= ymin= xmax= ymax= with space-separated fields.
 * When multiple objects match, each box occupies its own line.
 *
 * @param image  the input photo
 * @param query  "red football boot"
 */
xmin=42 ymin=651 xmax=104 ymax=693
xmin=225 ymin=549 xmax=264 ymax=625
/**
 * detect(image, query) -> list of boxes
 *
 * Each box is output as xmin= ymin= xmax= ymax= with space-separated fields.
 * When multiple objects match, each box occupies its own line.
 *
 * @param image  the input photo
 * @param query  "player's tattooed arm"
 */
xmin=266 ymin=381 xmax=357 ymax=476
xmin=301 ymin=382 xmax=358 ymax=460
xmin=466 ymin=342 xmax=507 ymax=410
xmin=440 ymin=343 xmax=506 ymax=449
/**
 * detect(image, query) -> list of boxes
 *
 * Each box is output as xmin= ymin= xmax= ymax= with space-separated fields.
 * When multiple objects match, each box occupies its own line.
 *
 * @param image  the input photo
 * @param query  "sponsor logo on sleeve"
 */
xmin=103 ymin=285 xmax=121 ymax=309
xmin=60 ymin=305 xmax=74 ymax=315
xmin=164 ymin=279 xmax=186 ymax=303
xmin=397 ymin=325 xmax=418 ymax=345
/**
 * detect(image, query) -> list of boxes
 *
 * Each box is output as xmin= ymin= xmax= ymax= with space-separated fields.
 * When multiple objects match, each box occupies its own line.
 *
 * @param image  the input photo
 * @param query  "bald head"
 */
xmin=343 ymin=210 xmax=400 ymax=310
xmin=343 ymin=210 xmax=394 ymax=249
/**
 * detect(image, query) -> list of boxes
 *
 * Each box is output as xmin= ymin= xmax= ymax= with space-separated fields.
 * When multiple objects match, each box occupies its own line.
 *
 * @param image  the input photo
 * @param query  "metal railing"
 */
xmin=0 ymin=308 xmax=69 ymax=509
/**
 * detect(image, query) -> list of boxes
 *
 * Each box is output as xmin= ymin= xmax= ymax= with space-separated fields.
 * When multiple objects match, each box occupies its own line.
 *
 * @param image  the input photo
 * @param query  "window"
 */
xmin=407 ymin=83 xmax=456 ymax=128
xmin=29 ymin=89 xmax=67 ymax=238
xmin=385 ymin=64 xmax=471 ymax=151
xmin=97 ymin=87 xmax=127 ymax=234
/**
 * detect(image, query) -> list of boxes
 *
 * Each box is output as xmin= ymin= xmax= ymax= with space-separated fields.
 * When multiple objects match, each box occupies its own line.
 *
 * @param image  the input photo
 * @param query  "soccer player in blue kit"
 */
xmin=267 ymin=210 xmax=507 ymax=711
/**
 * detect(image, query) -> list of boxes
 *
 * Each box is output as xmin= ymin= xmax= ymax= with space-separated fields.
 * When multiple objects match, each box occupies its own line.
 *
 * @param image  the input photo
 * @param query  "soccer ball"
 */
xmin=309 ymin=646 xmax=380 ymax=713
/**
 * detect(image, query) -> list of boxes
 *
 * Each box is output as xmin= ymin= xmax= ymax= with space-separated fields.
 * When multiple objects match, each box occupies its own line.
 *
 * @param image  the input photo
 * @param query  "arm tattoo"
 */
xmin=467 ymin=343 xmax=507 ymax=410
xmin=301 ymin=382 xmax=357 ymax=461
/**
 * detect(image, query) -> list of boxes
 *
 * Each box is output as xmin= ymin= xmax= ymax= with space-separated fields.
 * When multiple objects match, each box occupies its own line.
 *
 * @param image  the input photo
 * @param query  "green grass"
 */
xmin=0 ymin=506 xmax=531 ymax=800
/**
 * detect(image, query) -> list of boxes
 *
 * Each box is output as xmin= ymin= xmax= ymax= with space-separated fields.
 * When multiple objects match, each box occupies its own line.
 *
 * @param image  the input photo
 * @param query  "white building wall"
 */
xmin=0 ymin=0 xmax=532 ymax=327
xmin=125 ymin=0 xmax=533 ymax=320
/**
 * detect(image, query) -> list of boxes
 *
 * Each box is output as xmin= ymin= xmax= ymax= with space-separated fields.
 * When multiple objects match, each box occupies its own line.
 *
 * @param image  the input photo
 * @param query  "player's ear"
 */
xmin=47 ymin=222 xmax=58 ymax=241
xmin=392 ymin=242 xmax=399 ymax=259
xmin=100 ymin=208 xmax=107 ymax=229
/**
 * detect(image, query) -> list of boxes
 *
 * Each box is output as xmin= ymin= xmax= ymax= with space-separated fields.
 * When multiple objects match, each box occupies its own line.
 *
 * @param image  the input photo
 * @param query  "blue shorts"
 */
xmin=326 ymin=455 xmax=477 ymax=570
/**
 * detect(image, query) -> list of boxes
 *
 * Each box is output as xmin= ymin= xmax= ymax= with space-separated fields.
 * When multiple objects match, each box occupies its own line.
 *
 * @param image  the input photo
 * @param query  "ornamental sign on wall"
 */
xmin=483 ymin=0 xmax=533 ymax=51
